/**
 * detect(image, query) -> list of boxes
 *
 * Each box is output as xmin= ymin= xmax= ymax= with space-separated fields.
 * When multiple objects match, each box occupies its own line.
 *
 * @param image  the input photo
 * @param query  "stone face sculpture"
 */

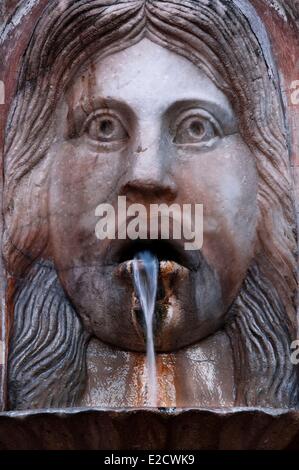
xmin=1 ymin=0 xmax=298 ymax=411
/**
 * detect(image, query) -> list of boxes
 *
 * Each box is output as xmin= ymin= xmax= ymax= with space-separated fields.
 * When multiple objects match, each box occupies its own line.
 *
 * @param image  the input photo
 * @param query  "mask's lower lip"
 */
xmin=114 ymin=259 xmax=191 ymax=344
xmin=115 ymin=259 xmax=189 ymax=279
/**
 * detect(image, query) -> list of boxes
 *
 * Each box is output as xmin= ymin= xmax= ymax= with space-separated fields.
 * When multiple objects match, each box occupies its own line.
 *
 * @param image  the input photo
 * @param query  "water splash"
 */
xmin=133 ymin=251 xmax=159 ymax=407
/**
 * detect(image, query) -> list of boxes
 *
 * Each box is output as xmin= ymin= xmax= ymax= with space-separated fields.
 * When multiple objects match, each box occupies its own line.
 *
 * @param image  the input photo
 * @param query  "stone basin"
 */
xmin=0 ymin=408 xmax=299 ymax=450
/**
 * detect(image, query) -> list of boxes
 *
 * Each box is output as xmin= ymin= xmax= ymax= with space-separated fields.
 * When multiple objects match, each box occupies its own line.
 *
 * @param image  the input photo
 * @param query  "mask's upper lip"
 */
xmin=107 ymin=239 xmax=200 ymax=271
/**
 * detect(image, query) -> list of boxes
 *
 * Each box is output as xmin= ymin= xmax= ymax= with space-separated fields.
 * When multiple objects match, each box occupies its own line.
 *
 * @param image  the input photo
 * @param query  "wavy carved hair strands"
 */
xmin=3 ymin=0 xmax=298 ymax=409
xmin=8 ymin=262 xmax=90 ymax=409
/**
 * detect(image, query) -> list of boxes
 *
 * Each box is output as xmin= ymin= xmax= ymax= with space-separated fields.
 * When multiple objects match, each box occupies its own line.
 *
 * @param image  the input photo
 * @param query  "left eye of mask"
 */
xmin=84 ymin=112 xmax=129 ymax=143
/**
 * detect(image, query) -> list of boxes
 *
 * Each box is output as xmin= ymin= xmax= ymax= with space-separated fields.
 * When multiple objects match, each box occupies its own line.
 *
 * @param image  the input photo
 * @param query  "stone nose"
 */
xmin=120 ymin=121 xmax=178 ymax=202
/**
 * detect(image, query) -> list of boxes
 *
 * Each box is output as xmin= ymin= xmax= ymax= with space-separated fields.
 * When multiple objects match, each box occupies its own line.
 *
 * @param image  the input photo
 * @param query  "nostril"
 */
xmin=121 ymin=179 xmax=177 ymax=202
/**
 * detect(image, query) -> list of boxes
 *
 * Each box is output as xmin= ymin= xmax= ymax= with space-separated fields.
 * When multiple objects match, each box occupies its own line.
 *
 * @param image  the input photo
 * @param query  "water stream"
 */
xmin=132 ymin=251 xmax=159 ymax=407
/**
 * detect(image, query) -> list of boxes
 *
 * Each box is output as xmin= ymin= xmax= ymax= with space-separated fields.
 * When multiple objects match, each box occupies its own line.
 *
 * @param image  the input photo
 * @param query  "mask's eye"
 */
xmin=84 ymin=112 xmax=128 ymax=144
xmin=173 ymin=110 xmax=222 ymax=147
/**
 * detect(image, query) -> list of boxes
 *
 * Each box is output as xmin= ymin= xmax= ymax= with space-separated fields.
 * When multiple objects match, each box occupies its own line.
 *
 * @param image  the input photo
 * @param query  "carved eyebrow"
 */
xmin=164 ymin=99 xmax=238 ymax=135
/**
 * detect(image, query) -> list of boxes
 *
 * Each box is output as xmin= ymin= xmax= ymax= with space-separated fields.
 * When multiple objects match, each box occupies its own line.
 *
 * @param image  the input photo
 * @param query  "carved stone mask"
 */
xmin=48 ymin=38 xmax=258 ymax=352
xmin=4 ymin=0 xmax=298 ymax=410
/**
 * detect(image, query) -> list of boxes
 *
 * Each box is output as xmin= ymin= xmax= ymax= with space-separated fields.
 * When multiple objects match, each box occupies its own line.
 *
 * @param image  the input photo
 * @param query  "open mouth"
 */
xmin=113 ymin=239 xmax=197 ymax=271
xmin=113 ymin=239 xmax=194 ymax=342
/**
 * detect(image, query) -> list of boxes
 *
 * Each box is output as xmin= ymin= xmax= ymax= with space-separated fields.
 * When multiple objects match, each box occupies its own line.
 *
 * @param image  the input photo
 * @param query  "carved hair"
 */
xmin=8 ymin=262 xmax=89 ymax=409
xmin=4 ymin=0 xmax=298 ymax=409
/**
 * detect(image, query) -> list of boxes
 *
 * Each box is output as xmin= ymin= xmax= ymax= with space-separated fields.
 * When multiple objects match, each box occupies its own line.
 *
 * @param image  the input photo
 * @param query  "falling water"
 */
xmin=133 ymin=251 xmax=159 ymax=407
